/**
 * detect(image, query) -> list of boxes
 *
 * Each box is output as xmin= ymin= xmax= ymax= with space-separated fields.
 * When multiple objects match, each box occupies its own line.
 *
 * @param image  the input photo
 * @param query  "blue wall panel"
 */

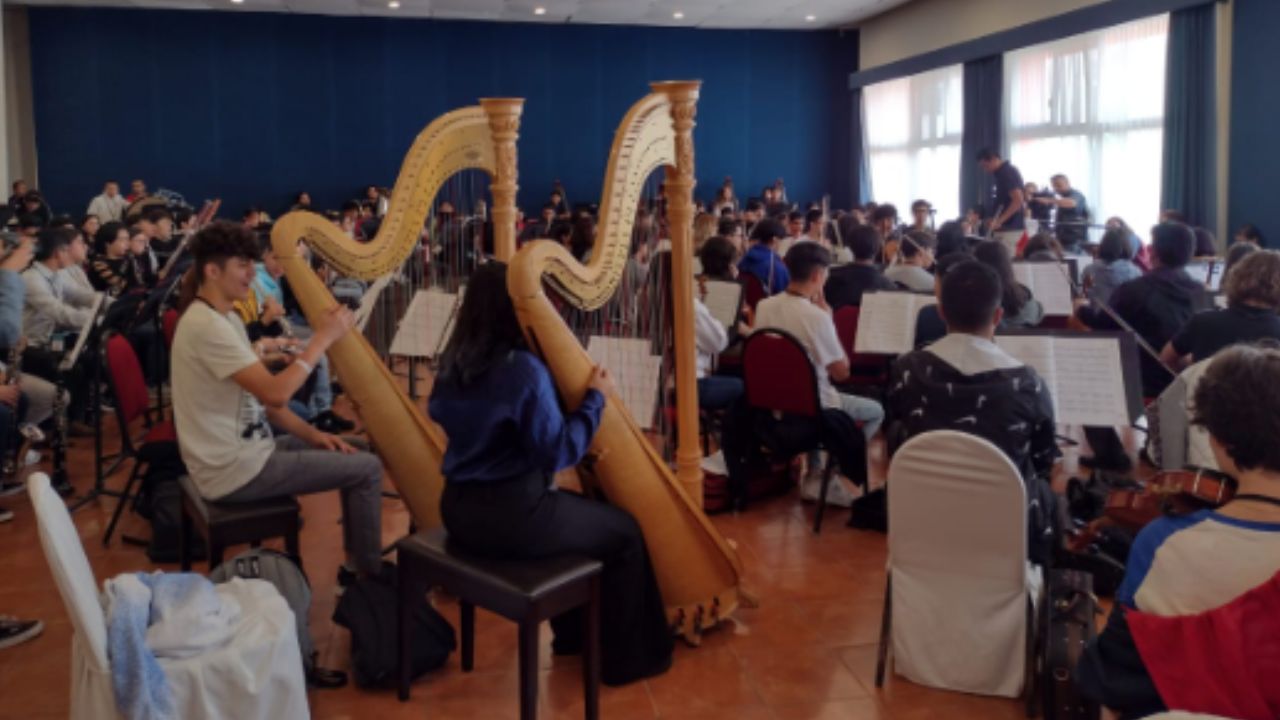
xmin=1228 ymin=0 xmax=1280 ymax=245
xmin=27 ymin=7 xmax=858 ymax=217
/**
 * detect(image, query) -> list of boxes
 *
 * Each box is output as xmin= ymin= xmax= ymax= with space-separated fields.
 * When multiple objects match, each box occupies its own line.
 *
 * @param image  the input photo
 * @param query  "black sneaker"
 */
xmin=0 ymin=617 xmax=44 ymax=650
xmin=312 ymin=411 xmax=356 ymax=434
xmin=0 ymin=480 xmax=23 ymax=498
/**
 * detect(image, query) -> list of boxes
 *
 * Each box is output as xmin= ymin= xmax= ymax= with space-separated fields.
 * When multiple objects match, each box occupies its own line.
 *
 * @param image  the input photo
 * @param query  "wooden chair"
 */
xmin=396 ymin=528 xmax=603 ymax=720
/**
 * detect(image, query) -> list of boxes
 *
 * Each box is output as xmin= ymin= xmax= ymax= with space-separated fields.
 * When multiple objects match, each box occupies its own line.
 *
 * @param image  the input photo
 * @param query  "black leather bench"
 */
xmin=395 ymin=528 xmax=604 ymax=720
xmin=178 ymin=475 xmax=301 ymax=572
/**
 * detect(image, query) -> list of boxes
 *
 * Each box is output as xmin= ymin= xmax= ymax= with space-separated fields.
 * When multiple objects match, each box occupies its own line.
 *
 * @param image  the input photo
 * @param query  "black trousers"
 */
xmin=440 ymin=475 xmax=674 ymax=686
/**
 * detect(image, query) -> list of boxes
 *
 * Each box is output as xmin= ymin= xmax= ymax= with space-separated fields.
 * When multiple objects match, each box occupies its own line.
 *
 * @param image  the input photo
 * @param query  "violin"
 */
xmin=1067 ymin=468 xmax=1236 ymax=554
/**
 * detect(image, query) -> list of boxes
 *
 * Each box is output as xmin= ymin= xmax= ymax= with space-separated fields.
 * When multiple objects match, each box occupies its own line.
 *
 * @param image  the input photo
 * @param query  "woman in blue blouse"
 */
xmin=428 ymin=262 xmax=673 ymax=686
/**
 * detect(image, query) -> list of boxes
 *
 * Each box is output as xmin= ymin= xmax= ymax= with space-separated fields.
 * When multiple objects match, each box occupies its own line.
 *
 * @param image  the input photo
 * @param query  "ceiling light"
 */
xmin=230 ymin=0 xmax=243 ymax=4
xmin=534 ymin=6 xmax=546 ymax=15
xmin=673 ymin=11 xmax=684 ymax=19
xmin=388 ymin=0 xmax=399 ymax=7
xmin=805 ymin=14 xmax=816 ymax=22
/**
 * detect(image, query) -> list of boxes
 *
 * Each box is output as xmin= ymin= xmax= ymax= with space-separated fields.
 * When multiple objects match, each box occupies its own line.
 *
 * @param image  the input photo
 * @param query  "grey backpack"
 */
xmin=210 ymin=548 xmax=315 ymax=672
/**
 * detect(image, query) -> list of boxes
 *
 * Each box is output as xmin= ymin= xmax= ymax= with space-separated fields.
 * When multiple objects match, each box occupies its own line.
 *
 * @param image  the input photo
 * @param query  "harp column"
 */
xmin=653 ymin=80 xmax=705 ymax=506
xmin=481 ymin=97 xmax=524 ymax=262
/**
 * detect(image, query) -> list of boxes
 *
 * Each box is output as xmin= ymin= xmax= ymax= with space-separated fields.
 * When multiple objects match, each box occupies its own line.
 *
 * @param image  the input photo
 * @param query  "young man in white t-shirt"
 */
xmin=753 ymin=242 xmax=885 ymax=499
xmin=171 ymin=222 xmax=384 ymax=583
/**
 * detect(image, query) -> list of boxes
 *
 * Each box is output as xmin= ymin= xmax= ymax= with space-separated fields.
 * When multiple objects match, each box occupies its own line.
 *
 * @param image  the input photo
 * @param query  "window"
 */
xmin=1003 ymin=15 xmax=1169 ymax=235
xmin=864 ymin=64 xmax=964 ymax=223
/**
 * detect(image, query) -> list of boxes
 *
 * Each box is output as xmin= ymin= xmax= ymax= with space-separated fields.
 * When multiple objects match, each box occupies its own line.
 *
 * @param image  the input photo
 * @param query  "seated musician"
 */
xmin=232 ymin=233 xmax=350 ymax=433
xmin=136 ymin=206 xmax=173 ymax=281
xmin=717 ymin=217 xmax=745 ymax=256
xmin=737 ymin=218 xmax=789 ymax=296
xmin=1077 ymin=345 xmax=1280 ymax=718
xmin=754 ymin=242 xmax=885 ymax=502
xmin=21 ymin=227 xmax=96 ymax=424
xmin=171 ymin=222 xmax=384 ymax=589
xmin=823 ymin=222 xmax=896 ymax=310
xmin=972 ymin=240 xmax=1044 ymax=328
xmin=1076 ymin=222 xmax=1204 ymax=398
xmin=1160 ymin=249 xmax=1280 ymax=371
xmin=887 ymin=260 xmax=1059 ymax=564
xmin=518 ymin=203 xmax=557 ymax=244
xmin=934 ymin=220 xmax=973 ymax=259
xmin=884 ymin=230 xmax=935 ymax=292
xmin=127 ymin=224 xmax=159 ymax=287
xmin=427 ymin=262 xmax=673 ymax=686
xmin=1076 ymin=223 xmax=1205 ymax=471
xmin=913 ymin=251 xmax=975 ymax=350
xmin=1081 ymin=228 xmax=1143 ymax=309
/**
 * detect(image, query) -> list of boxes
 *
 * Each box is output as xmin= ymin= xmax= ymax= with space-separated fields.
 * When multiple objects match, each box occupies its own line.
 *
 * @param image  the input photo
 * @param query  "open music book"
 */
xmin=586 ymin=336 xmax=662 ymax=431
xmin=994 ymin=330 xmax=1143 ymax=427
xmin=699 ymin=279 xmax=742 ymax=331
xmin=853 ymin=291 xmax=936 ymax=355
xmin=1011 ymin=261 xmax=1076 ymax=316
xmin=389 ymin=288 xmax=461 ymax=359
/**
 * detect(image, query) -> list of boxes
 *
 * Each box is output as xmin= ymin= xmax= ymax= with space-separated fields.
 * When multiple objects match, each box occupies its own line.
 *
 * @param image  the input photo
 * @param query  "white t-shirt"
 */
xmin=172 ymin=301 xmax=275 ymax=499
xmin=753 ymin=292 xmax=846 ymax=408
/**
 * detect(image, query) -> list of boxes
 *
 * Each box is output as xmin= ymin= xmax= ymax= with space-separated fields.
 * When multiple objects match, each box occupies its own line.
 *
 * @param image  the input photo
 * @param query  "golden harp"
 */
xmin=270 ymin=98 xmax=524 ymax=529
xmin=508 ymin=81 xmax=744 ymax=640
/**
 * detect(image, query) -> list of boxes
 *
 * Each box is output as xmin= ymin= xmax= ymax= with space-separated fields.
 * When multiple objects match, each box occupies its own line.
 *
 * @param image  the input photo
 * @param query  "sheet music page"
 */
xmin=60 ymin=293 xmax=106 ymax=372
xmin=354 ymin=274 xmax=392 ymax=333
xmin=993 ymin=335 xmax=1057 ymax=402
xmin=996 ymin=334 xmax=1130 ymax=426
xmin=1012 ymin=263 xmax=1074 ymax=316
xmin=586 ymin=336 xmax=662 ymax=430
xmin=853 ymin=292 xmax=935 ymax=355
xmin=701 ymin=280 xmax=742 ymax=331
xmin=389 ymin=289 xmax=457 ymax=359
xmin=1048 ymin=336 xmax=1129 ymax=426
xmin=1185 ymin=261 xmax=1217 ymax=289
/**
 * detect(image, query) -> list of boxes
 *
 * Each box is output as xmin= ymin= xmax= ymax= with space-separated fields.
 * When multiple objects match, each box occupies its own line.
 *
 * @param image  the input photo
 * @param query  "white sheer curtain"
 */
xmin=865 ymin=64 xmax=964 ymax=222
xmin=1003 ymin=15 xmax=1169 ymax=235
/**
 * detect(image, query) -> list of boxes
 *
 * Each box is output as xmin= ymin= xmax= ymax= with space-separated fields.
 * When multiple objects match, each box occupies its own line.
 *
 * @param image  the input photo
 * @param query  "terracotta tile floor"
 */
xmin=0 ymin=403 xmax=1115 ymax=719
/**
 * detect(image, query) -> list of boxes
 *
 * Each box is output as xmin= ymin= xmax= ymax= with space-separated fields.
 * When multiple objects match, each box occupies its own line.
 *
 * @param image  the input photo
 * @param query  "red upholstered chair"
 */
xmin=162 ymin=308 xmax=179 ymax=350
xmin=741 ymin=329 xmax=840 ymax=532
xmin=102 ymin=333 xmax=179 ymax=546
xmin=741 ymin=273 xmax=767 ymax=313
xmin=833 ymin=306 xmax=892 ymax=393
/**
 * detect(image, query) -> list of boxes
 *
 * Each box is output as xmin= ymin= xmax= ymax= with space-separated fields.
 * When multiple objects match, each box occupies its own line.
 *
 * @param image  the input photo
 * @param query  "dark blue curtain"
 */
xmin=960 ymin=55 xmax=1003 ymax=220
xmin=1161 ymin=4 xmax=1217 ymax=233
xmin=850 ymin=88 xmax=871 ymax=205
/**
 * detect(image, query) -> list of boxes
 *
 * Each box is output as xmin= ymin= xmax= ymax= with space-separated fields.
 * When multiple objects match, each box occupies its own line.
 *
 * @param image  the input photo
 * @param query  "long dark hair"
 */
xmin=973 ymin=240 xmax=1029 ymax=316
xmin=435 ymin=262 xmax=526 ymax=386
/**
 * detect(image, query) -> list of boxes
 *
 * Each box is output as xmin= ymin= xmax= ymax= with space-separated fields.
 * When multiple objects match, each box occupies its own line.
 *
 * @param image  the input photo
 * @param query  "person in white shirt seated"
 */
xmin=171 ymin=222 xmax=385 ymax=590
xmin=883 ymin=230 xmax=936 ymax=292
xmin=86 ymin=180 xmax=128 ymax=223
xmin=694 ymin=292 xmax=741 ymax=411
xmin=21 ymin=227 xmax=97 ymax=423
xmin=753 ymin=242 xmax=885 ymax=501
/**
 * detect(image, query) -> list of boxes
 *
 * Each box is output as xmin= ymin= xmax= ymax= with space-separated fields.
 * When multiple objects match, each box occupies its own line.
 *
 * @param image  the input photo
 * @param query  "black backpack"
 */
xmin=332 ymin=575 xmax=456 ymax=688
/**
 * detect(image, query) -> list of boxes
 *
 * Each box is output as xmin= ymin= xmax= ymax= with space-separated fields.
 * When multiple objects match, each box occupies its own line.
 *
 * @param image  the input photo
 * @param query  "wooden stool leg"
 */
xmin=460 ymin=601 xmax=475 ymax=672
xmin=582 ymin=578 xmax=601 ymax=720
xmin=518 ymin=619 xmax=539 ymax=720
xmin=397 ymin=559 xmax=412 ymax=701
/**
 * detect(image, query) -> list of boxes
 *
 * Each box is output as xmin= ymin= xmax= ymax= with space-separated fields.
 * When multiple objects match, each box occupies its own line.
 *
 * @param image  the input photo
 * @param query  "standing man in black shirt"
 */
xmin=976 ymin=148 xmax=1026 ymax=255
xmin=1043 ymin=174 xmax=1089 ymax=252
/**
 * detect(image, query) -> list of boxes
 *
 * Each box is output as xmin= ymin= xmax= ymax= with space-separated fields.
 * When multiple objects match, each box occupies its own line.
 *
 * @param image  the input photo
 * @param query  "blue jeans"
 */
xmin=697 ymin=376 xmax=743 ymax=411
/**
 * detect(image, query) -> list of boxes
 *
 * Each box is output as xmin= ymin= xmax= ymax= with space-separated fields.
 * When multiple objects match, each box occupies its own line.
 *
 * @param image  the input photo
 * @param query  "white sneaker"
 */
xmin=800 ymin=472 xmax=857 ymax=508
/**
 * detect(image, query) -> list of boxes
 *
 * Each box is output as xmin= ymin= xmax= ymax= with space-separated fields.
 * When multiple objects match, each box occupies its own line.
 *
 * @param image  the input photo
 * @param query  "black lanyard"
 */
xmin=1232 ymin=494 xmax=1280 ymax=510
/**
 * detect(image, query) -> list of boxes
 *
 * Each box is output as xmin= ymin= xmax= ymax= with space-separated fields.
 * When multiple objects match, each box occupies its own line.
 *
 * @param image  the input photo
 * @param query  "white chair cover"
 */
xmin=28 ymin=474 xmax=310 ymax=720
xmin=1145 ymin=714 xmax=1237 ymax=720
xmin=886 ymin=431 xmax=1039 ymax=698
